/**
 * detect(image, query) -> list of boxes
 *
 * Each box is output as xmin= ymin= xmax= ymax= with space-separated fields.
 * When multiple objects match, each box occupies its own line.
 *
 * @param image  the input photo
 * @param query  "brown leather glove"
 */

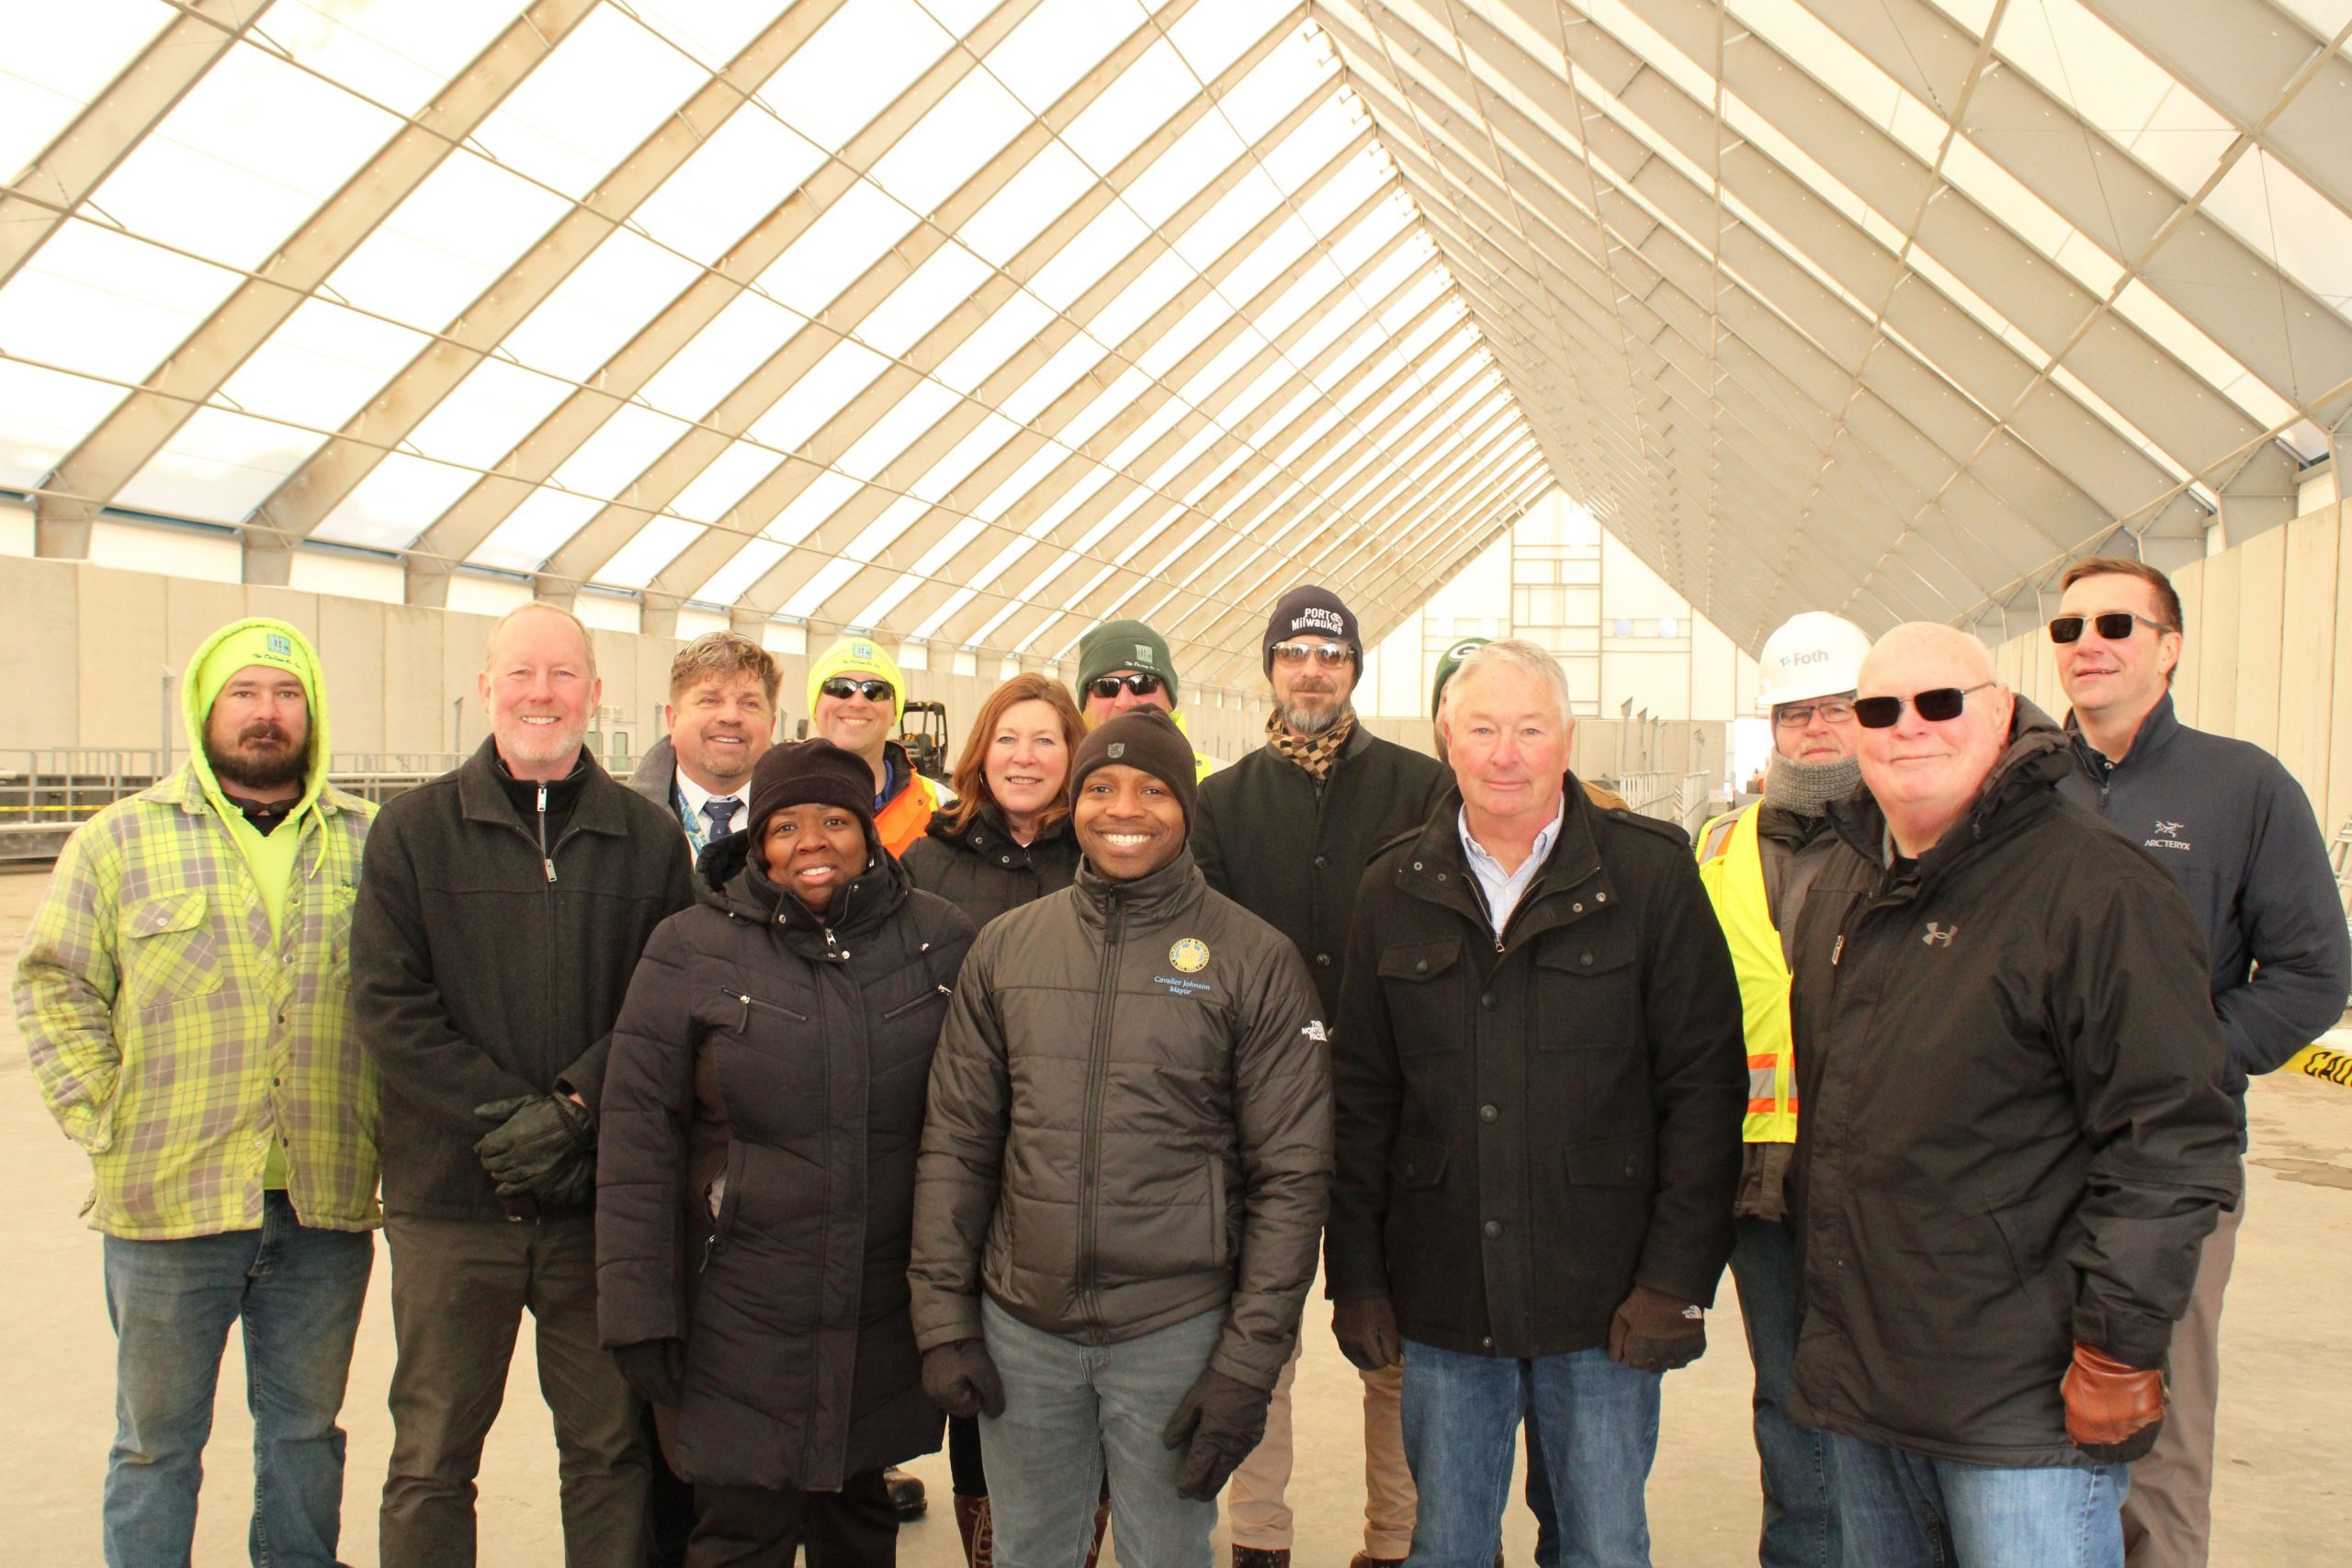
xmin=2062 ymin=1342 xmax=2165 ymax=1462
xmin=1607 ymin=1285 xmax=1706 ymax=1372
xmin=1333 ymin=1296 xmax=1403 ymax=1371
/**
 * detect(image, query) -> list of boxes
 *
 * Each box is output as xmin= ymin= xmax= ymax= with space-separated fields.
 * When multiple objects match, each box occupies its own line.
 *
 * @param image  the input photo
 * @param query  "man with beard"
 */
xmin=354 ymin=603 xmax=694 ymax=1568
xmin=1690 ymin=612 xmax=1872 ymax=1568
xmin=1188 ymin=586 xmax=1447 ymax=1568
xmin=17 ymin=617 xmax=380 ymax=1567
xmin=628 ymin=630 xmax=781 ymax=858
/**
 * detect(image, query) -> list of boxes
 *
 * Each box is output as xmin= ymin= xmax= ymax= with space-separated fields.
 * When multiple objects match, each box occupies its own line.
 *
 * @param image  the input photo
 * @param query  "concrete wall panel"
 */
xmin=79 ymin=567 xmax=169 ymax=755
xmin=2277 ymin=509 xmax=2336 ymax=812
xmin=0 ymin=558 xmax=81 ymax=751
xmin=2233 ymin=525 xmax=2287 ymax=755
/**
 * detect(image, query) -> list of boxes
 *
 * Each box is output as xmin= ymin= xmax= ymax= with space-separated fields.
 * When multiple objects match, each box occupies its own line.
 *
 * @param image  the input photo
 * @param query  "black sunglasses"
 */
xmin=1853 ymin=681 xmax=1995 ymax=729
xmin=2048 ymin=611 xmax=2176 ymax=644
xmin=1086 ymin=671 xmax=1165 ymax=700
xmin=819 ymin=676 xmax=894 ymax=704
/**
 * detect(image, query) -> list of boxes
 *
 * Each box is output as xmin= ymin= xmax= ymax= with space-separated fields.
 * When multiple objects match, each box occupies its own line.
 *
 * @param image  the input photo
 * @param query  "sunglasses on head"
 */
xmin=1271 ymin=641 xmax=1352 ymax=668
xmin=2047 ymin=611 xmax=2175 ymax=644
xmin=1853 ymin=681 xmax=1995 ymax=729
xmin=820 ymin=676 xmax=895 ymax=704
xmin=1086 ymin=671 xmax=1165 ymax=700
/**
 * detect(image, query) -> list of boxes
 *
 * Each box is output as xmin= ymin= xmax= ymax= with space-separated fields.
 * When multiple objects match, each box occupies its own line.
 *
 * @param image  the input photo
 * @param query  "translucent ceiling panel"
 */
xmin=746 ymin=339 xmax=893 ymax=450
xmin=639 ymin=291 xmax=807 ymax=418
xmin=1121 ymin=117 xmax=1250 ymax=230
xmin=1028 ymin=204 xmax=1152 ymax=310
xmin=868 ymin=72 xmax=1033 ymax=216
xmin=81 ymin=41 xmax=399 ymax=274
xmin=470 ymin=489 xmax=605 ymax=572
xmin=909 ymin=413 xmax=1023 ymax=502
xmin=114 ymin=409 xmax=327 ymax=525
xmin=694 ymin=538 xmax=789 ymax=604
xmin=784 ymin=555 xmax=865 ymax=617
xmin=763 ymin=0 xmax=953 ymax=154
xmin=634 ymin=108 xmax=829 ymax=267
xmin=0 ymin=363 xmax=128 ymax=491
xmin=1064 ymin=41 xmax=1199 ymax=171
xmin=405 ymin=359 xmax=573 ymax=471
xmin=934 ymin=293 xmax=1058 ymax=391
xmin=764 ymin=470 xmax=865 ymax=545
xmin=310 ymin=453 xmax=478 ymax=550
xmin=549 ymin=406 xmax=696 ymax=501
xmin=503 ymin=229 xmax=704 ymax=383
xmin=471 ymin=6 xmax=709 ymax=199
xmin=834 ymin=381 xmax=963 ymax=479
xmin=761 ymin=183 xmax=922 ymax=318
xmin=673 ymin=446 xmax=786 ymax=524
xmin=861 ymin=244 xmax=996 ymax=357
xmin=628 ymin=0 xmax=802 ymax=71
xmin=1169 ymin=0 xmax=1289 ymax=81
xmin=267 ymin=0 xmax=521 ymax=118
xmin=956 ymin=141 xmax=1097 ymax=264
xmin=594 ymin=515 xmax=707 ymax=591
xmin=0 ymin=0 xmax=168 ymax=177
xmin=0 ymin=223 xmax=243 ymax=383
xmin=218 ymin=299 xmax=434 ymax=433
xmin=989 ymin=0 xmax=1146 ymax=113
xmin=325 ymin=152 xmax=570 ymax=332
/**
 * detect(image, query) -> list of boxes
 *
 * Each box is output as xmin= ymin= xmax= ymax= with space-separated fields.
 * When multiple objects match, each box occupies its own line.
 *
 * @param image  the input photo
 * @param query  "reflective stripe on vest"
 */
xmin=1694 ymin=806 xmax=1798 ymax=1143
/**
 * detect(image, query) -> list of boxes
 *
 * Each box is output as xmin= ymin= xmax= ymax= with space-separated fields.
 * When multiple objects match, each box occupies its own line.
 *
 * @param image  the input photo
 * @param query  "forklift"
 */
xmin=897 ymin=700 xmax=950 ymax=782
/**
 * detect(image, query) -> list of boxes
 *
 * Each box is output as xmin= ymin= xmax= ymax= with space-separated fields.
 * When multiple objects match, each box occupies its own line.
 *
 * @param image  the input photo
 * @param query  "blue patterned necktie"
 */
xmin=701 ymin=797 xmax=741 ymax=841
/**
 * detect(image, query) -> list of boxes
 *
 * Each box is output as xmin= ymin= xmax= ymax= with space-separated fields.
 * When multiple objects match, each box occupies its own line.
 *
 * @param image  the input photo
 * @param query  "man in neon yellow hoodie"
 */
xmin=16 ymin=615 xmax=379 ymax=1568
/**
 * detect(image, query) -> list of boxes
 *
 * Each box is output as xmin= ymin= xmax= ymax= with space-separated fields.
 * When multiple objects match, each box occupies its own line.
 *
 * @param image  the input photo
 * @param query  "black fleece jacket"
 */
xmin=353 ymin=738 xmax=694 ymax=1222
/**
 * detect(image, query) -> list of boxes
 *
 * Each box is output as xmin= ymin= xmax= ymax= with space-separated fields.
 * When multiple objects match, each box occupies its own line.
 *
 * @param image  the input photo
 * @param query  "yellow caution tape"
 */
xmin=2283 ymin=1044 xmax=2352 ymax=1088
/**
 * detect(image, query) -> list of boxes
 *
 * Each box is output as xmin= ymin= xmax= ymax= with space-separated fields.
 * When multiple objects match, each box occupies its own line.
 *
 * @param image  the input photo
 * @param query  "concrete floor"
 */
xmin=4 ymin=863 xmax=2347 ymax=1565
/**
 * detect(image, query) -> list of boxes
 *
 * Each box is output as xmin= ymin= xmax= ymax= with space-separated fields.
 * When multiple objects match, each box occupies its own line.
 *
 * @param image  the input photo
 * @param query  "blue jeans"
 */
xmin=102 ymin=1191 xmax=374 ymax=1568
xmin=1734 ymin=1216 xmax=1842 ymax=1567
xmin=1830 ymin=1432 xmax=2129 ymax=1568
xmin=1401 ymin=1339 xmax=1659 ymax=1568
xmin=978 ymin=1295 xmax=1226 ymax=1568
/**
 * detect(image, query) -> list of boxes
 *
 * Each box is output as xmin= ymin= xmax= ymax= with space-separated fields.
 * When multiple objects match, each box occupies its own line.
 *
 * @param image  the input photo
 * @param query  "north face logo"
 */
xmin=1922 ymin=922 xmax=1957 ymax=948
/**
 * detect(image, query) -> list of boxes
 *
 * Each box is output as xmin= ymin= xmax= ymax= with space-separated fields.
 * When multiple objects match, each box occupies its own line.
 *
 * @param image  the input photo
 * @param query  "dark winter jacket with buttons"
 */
xmin=901 ymin=802 xmax=1080 ymax=931
xmin=1786 ymin=703 xmax=2242 ymax=1468
xmin=908 ymin=850 xmax=1332 ymax=1393
xmin=2058 ymin=693 xmax=2349 ymax=1106
xmin=1192 ymin=723 xmax=1451 ymax=1016
xmin=1325 ymin=778 xmax=1747 ymax=1359
xmin=594 ymin=828 xmax=976 ymax=1492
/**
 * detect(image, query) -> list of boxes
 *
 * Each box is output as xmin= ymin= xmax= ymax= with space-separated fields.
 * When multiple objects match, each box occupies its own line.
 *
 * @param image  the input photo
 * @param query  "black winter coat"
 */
xmin=1327 ymin=780 xmax=1747 ymax=1358
xmin=594 ymin=829 xmax=977 ymax=1491
xmin=901 ymin=803 xmax=1080 ymax=930
xmin=353 ymin=738 xmax=693 ymax=1222
xmin=1192 ymin=725 xmax=1451 ymax=1016
xmin=1787 ymin=704 xmax=2242 ymax=1468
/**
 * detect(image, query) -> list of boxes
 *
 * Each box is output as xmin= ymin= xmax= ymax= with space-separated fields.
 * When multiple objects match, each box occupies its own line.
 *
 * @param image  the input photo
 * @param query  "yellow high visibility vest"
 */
xmin=1695 ymin=806 xmax=1798 ymax=1143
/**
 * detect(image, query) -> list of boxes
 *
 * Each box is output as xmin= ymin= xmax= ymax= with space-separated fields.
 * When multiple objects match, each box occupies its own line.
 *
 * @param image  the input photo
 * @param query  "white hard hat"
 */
xmin=1757 ymin=613 xmax=1871 ymax=712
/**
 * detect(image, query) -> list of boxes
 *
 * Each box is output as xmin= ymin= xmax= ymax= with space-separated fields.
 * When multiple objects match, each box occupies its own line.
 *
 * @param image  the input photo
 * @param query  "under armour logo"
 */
xmin=2154 ymin=820 xmax=2184 ymax=838
xmin=1922 ymin=922 xmax=1957 ymax=947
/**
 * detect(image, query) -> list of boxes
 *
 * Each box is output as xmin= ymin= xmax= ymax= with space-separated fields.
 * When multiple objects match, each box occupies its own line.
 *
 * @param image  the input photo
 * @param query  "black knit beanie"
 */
xmin=1264 ymin=584 xmax=1361 ymax=676
xmin=1069 ymin=708 xmax=1197 ymax=829
xmin=747 ymin=738 xmax=876 ymax=844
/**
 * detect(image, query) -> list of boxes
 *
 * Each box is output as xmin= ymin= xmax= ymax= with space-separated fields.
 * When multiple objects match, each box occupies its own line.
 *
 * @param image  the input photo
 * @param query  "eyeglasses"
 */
xmin=1772 ymin=698 xmax=1857 ymax=729
xmin=2047 ymin=611 xmax=2176 ymax=644
xmin=1271 ymin=642 xmax=1353 ymax=668
xmin=1086 ymin=671 xmax=1165 ymax=700
xmin=819 ymin=676 xmax=895 ymax=704
xmin=1853 ymin=682 xmax=1995 ymax=729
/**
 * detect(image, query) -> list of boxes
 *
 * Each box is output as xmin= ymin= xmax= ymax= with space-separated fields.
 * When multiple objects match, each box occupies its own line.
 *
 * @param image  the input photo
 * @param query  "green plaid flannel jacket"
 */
xmin=15 ymin=766 xmax=380 ymax=1238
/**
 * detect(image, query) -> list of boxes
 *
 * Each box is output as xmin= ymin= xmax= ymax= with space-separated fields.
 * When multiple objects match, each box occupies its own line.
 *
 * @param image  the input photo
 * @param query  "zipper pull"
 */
xmin=825 ymin=928 xmax=841 ymax=957
xmin=544 ymin=857 xmax=558 ymax=884
xmin=1494 ymin=936 xmax=1506 ymax=954
xmin=537 ymin=784 xmax=548 ymax=813
xmin=736 ymin=993 xmax=751 ymax=1031
xmin=1831 ymin=934 xmax=1845 ymax=966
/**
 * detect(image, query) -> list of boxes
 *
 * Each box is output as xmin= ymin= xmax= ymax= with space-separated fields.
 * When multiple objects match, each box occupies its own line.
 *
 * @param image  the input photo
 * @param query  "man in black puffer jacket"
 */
xmin=597 ymin=739 xmax=975 ymax=1563
xmin=1787 ymin=624 xmax=2241 ymax=1568
xmin=910 ymin=709 xmax=1331 ymax=1568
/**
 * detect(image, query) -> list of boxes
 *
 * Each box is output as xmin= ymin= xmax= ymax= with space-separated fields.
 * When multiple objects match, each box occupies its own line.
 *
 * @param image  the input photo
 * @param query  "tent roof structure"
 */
xmin=2 ymin=0 xmax=2344 ymax=687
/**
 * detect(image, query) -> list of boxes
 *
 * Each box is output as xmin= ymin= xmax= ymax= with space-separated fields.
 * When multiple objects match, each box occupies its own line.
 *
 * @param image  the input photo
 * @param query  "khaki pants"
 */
xmin=2121 ymin=1188 xmax=2243 ymax=1568
xmin=1224 ymin=1342 xmax=1416 ymax=1559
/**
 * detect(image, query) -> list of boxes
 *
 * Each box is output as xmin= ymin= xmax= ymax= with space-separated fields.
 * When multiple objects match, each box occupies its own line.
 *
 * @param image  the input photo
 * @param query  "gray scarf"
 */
xmin=1763 ymin=750 xmax=1862 ymax=818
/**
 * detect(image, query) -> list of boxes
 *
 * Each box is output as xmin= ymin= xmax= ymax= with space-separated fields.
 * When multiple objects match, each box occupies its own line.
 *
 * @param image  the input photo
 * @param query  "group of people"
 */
xmin=17 ymin=557 xmax=2343 ymax=1568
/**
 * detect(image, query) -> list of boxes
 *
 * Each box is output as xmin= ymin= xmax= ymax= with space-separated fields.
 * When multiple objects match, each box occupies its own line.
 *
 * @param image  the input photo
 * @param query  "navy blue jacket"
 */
xmin=2059 ymin=694 xmax=2348 ymax=1103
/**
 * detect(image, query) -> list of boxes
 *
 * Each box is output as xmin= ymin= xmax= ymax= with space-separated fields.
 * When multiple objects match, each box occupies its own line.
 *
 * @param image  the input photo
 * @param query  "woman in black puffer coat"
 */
xmin=898 ymin=672 xmax=1085 ymax=1568
xmin=597 ymin=739 xmax=976 ymax=1567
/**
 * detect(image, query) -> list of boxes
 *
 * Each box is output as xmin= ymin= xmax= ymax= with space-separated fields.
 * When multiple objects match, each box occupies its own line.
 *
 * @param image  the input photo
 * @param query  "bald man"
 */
xmin=1779 ymin=624 xmax=2240 ymax=1568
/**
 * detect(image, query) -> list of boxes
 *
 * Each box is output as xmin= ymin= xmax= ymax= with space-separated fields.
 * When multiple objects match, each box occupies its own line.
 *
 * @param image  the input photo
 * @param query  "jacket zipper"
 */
xmin=1079 ymin=890 xmax=1125 ymax=1333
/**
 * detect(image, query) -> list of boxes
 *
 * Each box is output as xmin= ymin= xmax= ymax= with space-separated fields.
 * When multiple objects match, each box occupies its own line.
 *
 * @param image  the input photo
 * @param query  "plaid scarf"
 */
xmin=1268 ymin=706 xmax=1356 ymax=780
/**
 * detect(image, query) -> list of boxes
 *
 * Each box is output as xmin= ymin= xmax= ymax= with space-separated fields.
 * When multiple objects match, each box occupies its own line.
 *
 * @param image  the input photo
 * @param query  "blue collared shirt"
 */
xmin=1457 ymin=795 xmax=1566 ymax=935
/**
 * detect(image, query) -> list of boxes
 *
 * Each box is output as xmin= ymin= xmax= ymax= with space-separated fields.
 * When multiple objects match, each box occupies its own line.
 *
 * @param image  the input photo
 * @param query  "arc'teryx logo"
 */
xmin=2145 ymin=818 xmax=2192 ymax=852
xmin=1922 ymin=922 xmax=1958 ymax=948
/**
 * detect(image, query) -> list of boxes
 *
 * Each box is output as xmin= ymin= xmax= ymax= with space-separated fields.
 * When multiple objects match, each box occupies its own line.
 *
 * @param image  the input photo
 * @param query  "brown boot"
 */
xmin=953 ymin=1495 xmax=993 ymax=1568
xmin=1233 ymin=1551 xmax=1290 ymax=1568
xmin=1347 ymin=1557 xmax=1405 ymax=1568
xmin=1080 ymin=1488 xmax=1111 ymax=1568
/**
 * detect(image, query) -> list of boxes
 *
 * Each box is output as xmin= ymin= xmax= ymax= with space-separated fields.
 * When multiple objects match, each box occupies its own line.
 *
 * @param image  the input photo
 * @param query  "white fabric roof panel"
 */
xmin=1 ymin=0 xmax=2343 ymax=677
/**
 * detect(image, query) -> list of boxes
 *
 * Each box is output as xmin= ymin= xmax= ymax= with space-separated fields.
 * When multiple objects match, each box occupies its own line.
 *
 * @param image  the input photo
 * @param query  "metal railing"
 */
xmin=1597 ymin=770 xmax=1715 ymax=836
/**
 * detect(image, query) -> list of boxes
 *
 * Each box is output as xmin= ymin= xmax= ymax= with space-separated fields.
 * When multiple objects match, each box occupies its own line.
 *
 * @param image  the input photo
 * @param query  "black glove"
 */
xmin=611 ymin=1337 xmax=686 ymax=1408
xmin=1607 ymin=1284 xmax=1706 ymax=1373
xmin=1333 ymin=1296 xmax=1403 ymax=1371
xmin=474 ymin=1093 xmax=595 ymax=1209
xmin=921 ymin=1339 xmax=1006 ymax=1420
xmin=1159 ymin=1366 xmax=1270 ymax=1501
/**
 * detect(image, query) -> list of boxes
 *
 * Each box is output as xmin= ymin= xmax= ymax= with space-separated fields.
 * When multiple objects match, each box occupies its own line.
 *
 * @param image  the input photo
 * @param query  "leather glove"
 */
xmin=1333 ymin=1296 xmax=1404 ymax=1371
xmin=475 ymin=1094 xmax=595 ymax=1208
xmin=1608 ymin=1285 xmax=1706 ymax=1373
xmin=611 ymin=1337 xmax=686 ymax=1409
xmin=1159 ymin=1366 xmax=1271 ymax=1501
xmin=921 ymin=1339 xmax=1006 ymax=1420
xmin=2062 ymin=1342 xmax=2165 ymax=1463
